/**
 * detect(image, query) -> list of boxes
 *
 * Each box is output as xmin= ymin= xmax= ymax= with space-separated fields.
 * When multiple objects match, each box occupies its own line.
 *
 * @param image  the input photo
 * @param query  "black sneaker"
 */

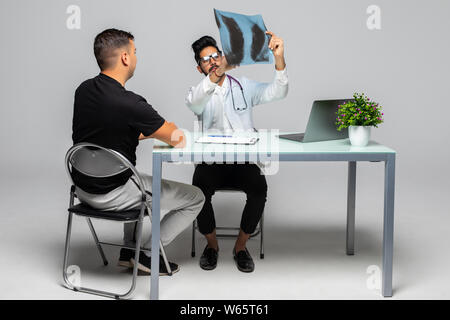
xmin=233 ymin=248 xmax=255 ymax=273
xmin=118 ymin=248 xmax=134 ymax=268
xmin=199 ymin=245 xmax=218 ymax=270
xmin=130 ymin=252 xmax=180 ymax=276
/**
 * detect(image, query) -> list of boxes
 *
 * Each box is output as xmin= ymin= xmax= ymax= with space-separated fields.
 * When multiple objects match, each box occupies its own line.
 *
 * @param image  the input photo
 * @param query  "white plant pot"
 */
xmin=348 ymin=126 xmax=371 ymax=147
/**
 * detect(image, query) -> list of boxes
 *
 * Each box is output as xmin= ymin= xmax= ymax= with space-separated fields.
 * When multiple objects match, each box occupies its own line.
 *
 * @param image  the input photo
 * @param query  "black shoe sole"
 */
xmin=233 ymin=257 xmax=254 ymax=273
xmin=118 ymin=260 xmax=133 ymax=268
xmin=130 ymin=258 xmax=180 ymax=276
xmin=199 ymin=262 xmax=217 ymax=271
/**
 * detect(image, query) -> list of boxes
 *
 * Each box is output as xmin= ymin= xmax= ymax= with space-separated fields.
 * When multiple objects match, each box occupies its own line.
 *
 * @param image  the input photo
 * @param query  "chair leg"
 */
xmin=63 ymin=197 xmax=147 ymax=299
xmin=63 ymin=212 xmax=76 ymax=290
xmin=75 ymin=215 xmax=145 ymax=300
xmin=191 ymin=220 xmax=196 ymax=257
xmin=160 ymin=240 xmax=172 ymax=276
xmin=63 ymin=212 xmax=138 ymax=299
xmin=86 ymin=218 xmax=108 ymax=266
xmin=145 ymin=202 xmax=173 ymax=275
xmin=119 ymin=213 xmax=144 ymax=299
xmin=260 ymin=213 xmax=264 ymax=259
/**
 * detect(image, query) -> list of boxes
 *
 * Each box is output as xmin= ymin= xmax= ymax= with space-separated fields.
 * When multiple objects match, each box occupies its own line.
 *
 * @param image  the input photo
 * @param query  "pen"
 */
xmin=208 ymin=135 xmax=232 ymax=137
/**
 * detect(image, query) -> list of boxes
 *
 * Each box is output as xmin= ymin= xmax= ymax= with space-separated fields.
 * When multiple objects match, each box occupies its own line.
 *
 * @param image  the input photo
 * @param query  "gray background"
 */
xmin=0 ymin=0 xmax=449 ymax=299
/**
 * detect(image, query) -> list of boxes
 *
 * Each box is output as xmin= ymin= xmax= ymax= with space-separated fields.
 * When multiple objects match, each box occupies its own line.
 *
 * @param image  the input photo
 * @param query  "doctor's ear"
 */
xmin=197 ymin=65 xmax=204 ymax=74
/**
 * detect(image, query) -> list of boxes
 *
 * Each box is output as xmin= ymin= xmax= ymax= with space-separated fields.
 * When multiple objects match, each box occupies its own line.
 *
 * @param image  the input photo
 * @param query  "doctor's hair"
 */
xmin=94 ymin=28 xmax=134 ymax=70
xmin=192 ymin=36 xmax=220 ymax=64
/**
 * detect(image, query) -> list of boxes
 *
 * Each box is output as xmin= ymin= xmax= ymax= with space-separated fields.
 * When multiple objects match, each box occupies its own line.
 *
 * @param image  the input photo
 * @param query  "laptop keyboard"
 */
xmin=278 ymin=133 xmax=305 ymax=142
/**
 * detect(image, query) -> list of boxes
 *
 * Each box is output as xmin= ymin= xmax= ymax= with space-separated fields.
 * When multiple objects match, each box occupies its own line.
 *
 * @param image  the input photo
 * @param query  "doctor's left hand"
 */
xmin=266 ymin=31 xmax=286 ymax=70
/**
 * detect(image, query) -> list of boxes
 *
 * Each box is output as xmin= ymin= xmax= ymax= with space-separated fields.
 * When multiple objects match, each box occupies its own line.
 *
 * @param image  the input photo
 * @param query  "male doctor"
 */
xmin=185 ymin=31 xmax=288 ymax=272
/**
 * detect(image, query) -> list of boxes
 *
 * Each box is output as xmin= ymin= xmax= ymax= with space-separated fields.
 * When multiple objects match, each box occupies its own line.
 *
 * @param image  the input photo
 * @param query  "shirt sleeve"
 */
xmin=129 ymin=96 xmax=166 ymax=137
xmin=245 ymin=67 xmax=289 ymax=107
xmin=185 ymin=75 xmax=218 ymax=115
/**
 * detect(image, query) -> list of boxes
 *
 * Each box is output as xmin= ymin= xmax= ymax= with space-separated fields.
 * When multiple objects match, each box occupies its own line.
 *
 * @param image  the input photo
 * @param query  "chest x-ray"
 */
xmin=214 ymin=9 xmax=274 ymax=66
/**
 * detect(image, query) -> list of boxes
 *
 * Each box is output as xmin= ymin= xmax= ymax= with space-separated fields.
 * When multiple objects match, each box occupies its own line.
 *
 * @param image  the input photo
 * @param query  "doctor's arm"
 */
xmin=186 ymin=56 xmax=237 ymax=115
xmin=250 ymin=69 xmax=289 ymax=106
xmin=251 ymin=31 xmax=289 ymax=106
xmin=185 ymin=76 xmax=217 ymax=115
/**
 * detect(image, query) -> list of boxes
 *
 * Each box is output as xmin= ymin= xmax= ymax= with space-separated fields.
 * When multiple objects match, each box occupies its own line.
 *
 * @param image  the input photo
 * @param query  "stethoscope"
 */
xmin=227 ymin=75 xmax=248 ymax=112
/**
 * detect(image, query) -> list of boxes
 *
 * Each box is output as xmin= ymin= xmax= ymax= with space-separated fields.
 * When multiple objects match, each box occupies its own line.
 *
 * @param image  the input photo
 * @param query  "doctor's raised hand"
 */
xmin=266 ymin=31 xmax=286 ymax=71
xmin=208 ymin=55 xmax=237 ymax=83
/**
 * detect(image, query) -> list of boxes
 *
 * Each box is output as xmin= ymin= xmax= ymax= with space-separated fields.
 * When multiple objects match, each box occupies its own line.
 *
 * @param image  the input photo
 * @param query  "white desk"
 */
xmin=150 ymin=132 xmax=396 ymax=299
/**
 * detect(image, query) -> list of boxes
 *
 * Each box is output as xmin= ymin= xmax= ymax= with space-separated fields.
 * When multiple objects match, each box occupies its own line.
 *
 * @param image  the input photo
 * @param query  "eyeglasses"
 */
xmin=198 ymin=51 xmax=222 ymax=65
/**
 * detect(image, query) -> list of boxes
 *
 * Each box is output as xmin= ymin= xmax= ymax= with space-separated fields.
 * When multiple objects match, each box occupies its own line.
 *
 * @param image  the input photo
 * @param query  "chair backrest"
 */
xmin=65 ymin=143 xmax=146 ymax=196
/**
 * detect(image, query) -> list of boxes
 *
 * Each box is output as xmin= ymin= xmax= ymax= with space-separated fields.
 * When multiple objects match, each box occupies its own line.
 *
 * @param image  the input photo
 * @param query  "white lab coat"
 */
xmin=185 ymin=68 xmax=289 ymax=133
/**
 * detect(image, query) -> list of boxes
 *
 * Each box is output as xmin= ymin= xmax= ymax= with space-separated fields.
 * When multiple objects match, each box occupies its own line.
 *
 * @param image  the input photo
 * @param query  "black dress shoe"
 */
xmin=200 ymin=245 xmax=218 ymax=270
xmin=118 ymin=248 xmax=134 ymax=268
xmin=130 ymin=252 xmax=180 ymax=276
xmin=233 ymin=248 xmax=255 ymax=273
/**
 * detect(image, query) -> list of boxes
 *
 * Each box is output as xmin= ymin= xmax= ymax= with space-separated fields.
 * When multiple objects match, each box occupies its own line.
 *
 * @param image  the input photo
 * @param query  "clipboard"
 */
xmin=195 ymin=135 xmax=259 ymax=145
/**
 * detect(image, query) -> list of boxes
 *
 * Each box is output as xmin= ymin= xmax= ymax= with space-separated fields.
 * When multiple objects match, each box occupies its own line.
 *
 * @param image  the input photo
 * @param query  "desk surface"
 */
xmin=149 ymin=131 xmax=397 ymax=299
xmin=153 ymin=131 xmax=396 ymax=155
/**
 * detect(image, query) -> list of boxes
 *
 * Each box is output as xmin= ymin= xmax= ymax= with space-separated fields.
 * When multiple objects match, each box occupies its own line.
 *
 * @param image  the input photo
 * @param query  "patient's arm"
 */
xmin=139 ymin=121 xmax=186 ymax=148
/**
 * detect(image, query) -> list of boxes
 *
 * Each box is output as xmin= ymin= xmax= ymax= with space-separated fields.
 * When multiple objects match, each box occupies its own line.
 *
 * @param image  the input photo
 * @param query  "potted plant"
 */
xmin=335 ymin=93 xmax=384 ymax=147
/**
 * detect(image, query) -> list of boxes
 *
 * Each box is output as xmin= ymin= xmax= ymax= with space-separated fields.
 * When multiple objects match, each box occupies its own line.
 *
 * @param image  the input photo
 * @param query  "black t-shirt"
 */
xmin=72 ymin=73 xmax=165 ymax=194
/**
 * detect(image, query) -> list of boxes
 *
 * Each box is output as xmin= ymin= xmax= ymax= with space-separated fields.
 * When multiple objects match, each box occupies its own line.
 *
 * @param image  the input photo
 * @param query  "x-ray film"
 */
xmin=214 ymin=9 xmax=274 ymax=66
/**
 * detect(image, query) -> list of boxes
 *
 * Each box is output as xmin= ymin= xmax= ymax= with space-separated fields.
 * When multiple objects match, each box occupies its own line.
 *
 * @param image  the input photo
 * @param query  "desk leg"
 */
xmin=382 ymin=154 xmax=395 ymax=297
xmin=346 ymin=161 xmax=356 ymax=255
xmin=150 ymin=153 xmax=162 ymax=300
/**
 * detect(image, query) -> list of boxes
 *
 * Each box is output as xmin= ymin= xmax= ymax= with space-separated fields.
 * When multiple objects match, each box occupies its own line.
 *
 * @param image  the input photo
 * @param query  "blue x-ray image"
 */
xmin=214 ymin=9 xmax=274 ymax=66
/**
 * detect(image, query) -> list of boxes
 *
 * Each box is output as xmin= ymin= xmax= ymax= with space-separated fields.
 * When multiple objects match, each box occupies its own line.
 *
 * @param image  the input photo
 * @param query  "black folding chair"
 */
xmin=63 ymin=142 xmax=172 ymax=299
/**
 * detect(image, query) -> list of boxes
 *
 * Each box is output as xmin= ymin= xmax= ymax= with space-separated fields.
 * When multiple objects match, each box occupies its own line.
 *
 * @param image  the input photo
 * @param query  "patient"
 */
xmin=72 ymin=28 xmax=205 ymax=275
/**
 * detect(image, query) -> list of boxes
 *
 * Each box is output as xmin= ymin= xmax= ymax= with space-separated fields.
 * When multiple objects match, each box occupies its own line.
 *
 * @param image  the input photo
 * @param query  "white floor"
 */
xmin=1 ymin=164 xmax=449 ymax=300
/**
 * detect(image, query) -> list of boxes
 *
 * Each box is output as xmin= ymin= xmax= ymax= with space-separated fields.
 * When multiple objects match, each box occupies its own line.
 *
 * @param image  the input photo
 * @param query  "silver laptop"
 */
xmin=279 ymin=99 xmax=352 ymax=143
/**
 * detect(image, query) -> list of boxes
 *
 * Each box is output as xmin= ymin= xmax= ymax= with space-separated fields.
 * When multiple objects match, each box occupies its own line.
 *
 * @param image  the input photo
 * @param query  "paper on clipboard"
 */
xmin=196 ymin=135 xmax=259 ymax=145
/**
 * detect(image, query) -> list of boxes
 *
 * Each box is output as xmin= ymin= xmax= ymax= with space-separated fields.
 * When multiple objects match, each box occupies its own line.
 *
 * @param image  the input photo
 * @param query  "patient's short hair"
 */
xmin=94 ymin=28 xmax=134 ymax=70
xmin=192 ymin=36 xmax=220 ymax=64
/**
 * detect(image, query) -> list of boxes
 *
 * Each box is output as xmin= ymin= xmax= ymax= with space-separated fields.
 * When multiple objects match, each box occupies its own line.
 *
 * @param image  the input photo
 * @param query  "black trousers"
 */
xmin=192 ymin=163 xmax=267 ymax=235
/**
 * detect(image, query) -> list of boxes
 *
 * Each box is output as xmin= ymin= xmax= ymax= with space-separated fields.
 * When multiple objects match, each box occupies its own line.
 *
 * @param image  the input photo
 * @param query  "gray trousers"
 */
xmin=76 ymin=173 xmax=205 ymax=248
